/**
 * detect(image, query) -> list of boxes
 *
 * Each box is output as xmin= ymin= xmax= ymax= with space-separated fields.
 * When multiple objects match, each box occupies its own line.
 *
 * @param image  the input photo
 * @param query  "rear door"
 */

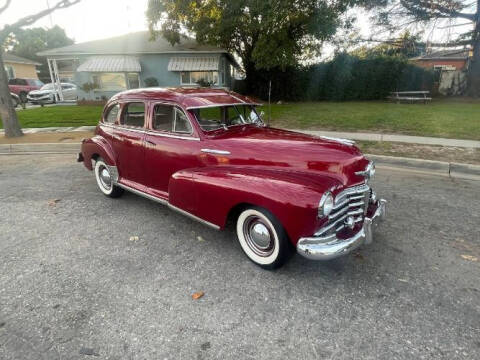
xmin=143 ymin=103 xmax=203 ymax=206
xmin=111 ymin=101 xmax=147 ymax=188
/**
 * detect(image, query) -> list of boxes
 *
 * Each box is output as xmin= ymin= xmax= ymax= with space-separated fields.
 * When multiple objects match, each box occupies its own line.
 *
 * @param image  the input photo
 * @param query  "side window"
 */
xmin=18 ymin=79 xmax=27 ymax=85
xmin=121 ymin=102 xmax=145 ymax=127
xmin=104 ymin=104 xmax=120 ymax=124
xmin=174 ymin=108 xmax=192 ymax=133
xmin=153 ymin=104 xmax=192 ymax=134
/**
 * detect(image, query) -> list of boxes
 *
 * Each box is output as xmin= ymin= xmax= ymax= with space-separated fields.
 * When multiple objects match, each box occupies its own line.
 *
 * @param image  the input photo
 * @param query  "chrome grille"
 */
xmin=315 ymin=184 xmax=370 ymax=236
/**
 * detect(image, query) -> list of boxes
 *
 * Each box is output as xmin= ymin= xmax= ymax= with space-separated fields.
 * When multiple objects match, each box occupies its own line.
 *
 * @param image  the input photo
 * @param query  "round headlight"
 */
xmin=318 ymin=192 xmax=334 ymax=217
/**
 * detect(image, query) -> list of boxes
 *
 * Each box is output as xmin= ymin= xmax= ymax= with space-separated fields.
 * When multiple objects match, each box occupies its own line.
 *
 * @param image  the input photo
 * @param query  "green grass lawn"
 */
xmin=0 ymin=105 xmax=103 ymax=129
xmin=1 ymin=100 xmax=479 ymax=140
xmin=269 ymin=100 xmax=480 ymax=140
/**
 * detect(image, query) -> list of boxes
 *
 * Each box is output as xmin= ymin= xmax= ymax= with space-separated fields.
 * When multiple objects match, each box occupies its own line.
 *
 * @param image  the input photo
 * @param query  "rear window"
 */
xmin=120 ymin=102 xmax=145 ymax=128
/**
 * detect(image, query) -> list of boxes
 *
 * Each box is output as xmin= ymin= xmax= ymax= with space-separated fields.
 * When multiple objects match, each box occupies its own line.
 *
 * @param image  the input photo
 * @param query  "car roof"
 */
xmin=109 ymin=87 xmax=260 ymax=109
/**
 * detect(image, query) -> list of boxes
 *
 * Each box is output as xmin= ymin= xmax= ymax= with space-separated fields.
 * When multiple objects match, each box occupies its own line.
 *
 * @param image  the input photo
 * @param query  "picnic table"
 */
xmin=388 ymin=91 xmax=432 ymax=104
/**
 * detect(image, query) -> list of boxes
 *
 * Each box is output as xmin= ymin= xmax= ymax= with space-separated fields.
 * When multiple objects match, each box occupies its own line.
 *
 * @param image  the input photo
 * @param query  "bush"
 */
xmin=242 ymin=54 xmax=434 ymax=101
xmin=144 ymin=77 xmax=159 ymax=87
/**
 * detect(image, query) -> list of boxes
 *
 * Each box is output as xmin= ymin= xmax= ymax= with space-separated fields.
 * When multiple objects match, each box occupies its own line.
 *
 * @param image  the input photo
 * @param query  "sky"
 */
xmin=0 ymin=0 xmax=150 ymax=43
xmin=0 ymin=0 xmax=474 ymax=59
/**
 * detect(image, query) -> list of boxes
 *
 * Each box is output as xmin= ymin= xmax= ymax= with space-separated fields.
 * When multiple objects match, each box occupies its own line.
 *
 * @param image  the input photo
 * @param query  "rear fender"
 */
xmin=168 ymin=166 xmax=341 ymax=245
xmin=80 ymin=136 xmax=116 ymax=170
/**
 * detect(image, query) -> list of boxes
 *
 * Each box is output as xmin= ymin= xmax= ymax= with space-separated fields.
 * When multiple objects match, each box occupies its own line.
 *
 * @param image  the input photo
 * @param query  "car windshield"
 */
xmin=40 ymin=83 xmax=54 ymax=90
xmin=191 ymin=105 xmax=264 ymax=131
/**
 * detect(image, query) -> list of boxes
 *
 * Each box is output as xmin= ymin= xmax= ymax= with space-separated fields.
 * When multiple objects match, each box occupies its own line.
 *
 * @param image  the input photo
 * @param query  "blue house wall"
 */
xmin=70 ymin=53 xmax=234 ymax=101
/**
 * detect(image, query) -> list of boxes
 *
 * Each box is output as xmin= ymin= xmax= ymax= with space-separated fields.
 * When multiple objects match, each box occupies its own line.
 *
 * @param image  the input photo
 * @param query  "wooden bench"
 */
xmin=388 ymin=91 xmax=432 ymax=104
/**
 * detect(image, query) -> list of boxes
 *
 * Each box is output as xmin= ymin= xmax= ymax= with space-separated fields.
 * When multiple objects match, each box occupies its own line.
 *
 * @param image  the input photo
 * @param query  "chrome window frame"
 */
xmin=149 ymin=101 xmax=199 ymax=141
xmin=119 ymin=101 xmax=147 ymax=129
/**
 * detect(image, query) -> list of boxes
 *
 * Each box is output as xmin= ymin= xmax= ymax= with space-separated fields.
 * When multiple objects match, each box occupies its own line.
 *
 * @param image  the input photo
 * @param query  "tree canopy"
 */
xmin=5 ymin=26 xmax=74 ymax=81
xmin=146 ymin=0 xmax=364 ymax=92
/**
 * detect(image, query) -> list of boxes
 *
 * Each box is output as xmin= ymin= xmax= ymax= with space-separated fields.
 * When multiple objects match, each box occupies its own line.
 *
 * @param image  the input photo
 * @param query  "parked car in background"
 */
xmin=8 ymin=78 xmax=43 ymax=103
xmin=27 ymin=82 xmax=77 ymax=104
xmin=78 ymin=88 xmax=386 ymax=269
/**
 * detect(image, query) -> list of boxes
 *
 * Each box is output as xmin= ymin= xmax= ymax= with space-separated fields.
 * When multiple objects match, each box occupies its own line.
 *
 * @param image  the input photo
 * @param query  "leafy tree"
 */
xmin=351 ymin=31 xmax=425 ymax=58
xmin=5 ymin=26 xmax=74 ymax=82
xmin=366 ymin=0 xmax=480 ymax=96
xmin=146 ymin=0 xmax=365 ymax=94
xmin=0 ymin=0 xmax=81 ymax=138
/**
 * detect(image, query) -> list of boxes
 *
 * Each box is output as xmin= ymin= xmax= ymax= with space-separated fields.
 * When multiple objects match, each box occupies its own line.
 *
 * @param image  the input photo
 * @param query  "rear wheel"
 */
xmin=236 ymin=207 xmax=292 ymax=269
xmin=94 ymin=158 xmax=124 ymax=198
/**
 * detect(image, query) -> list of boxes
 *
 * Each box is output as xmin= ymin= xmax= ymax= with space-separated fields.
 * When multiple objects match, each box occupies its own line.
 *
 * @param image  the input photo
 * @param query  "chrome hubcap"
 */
xmin=98 ymin=166 xmax=112 ymax=190
xmin=243 ymin=216 xmax=274 ymax=257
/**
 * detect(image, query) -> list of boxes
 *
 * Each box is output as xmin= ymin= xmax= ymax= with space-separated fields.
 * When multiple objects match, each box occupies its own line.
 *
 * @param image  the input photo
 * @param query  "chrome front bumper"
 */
xmin=296 ymin=199 xmax=386 ymax=260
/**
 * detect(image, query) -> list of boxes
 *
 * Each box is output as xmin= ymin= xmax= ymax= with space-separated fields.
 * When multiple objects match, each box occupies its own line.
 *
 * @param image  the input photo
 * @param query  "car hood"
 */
xmin=205 ymin=126 xmax=369 ymax=186
xmin=29 ymin=89 xmax=53 ymax=95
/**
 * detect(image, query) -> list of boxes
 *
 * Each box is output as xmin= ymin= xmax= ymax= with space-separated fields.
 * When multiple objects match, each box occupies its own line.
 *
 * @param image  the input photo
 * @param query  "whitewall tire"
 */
xmin=94 ymin=158 xmax=123 ymax=198
xmin=236 ymin=207 xmax=292 ymax=269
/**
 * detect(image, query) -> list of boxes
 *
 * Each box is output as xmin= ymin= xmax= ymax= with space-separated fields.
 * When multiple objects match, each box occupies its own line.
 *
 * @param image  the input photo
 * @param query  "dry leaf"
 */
xmin=353 ymin=252 xmax=364 ymax=261
xmin=192 ymin=291 xmax=204 ymax=300
xmin=461 ymin=254 xmax=478 ymax=262
xmin=48 ymin=199 xmax=61 ymax=207
xmin=398 ymin=278 xmax=408 ymax=283
xmin=129 ymin=236 xmax=139 ymax=242
xmin=197 ymin=236 xmax=205 ymax=242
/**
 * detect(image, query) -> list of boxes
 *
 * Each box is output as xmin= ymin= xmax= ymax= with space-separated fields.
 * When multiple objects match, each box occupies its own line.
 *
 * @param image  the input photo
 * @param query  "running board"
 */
xmin=116 ymin=182 xmax=220 ymax=230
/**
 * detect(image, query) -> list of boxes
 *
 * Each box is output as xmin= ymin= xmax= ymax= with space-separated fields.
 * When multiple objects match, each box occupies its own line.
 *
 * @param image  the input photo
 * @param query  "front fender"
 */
xmin=80 ymin=136 xmax=116 ymax=170
xmin=169 ymin=166 xmax=341 ymax=245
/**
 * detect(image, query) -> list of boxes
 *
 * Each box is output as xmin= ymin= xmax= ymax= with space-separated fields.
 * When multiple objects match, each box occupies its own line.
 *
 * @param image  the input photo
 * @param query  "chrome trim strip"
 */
xmin=116 ymin=183 xmax=168 ymax=205
xmin=146 ymin=131 xmax=200 ymax=141
xmin=186 ymin=102 xmax=261 ymax=110
xmin=334 ymin=184 xmax=370 ymax=207
xmin=168 ymin=204 xmax=220 ymax=230
xmin=101 ymin=123 xmax=201 ymax=141
xmin=116 ymin=183 xmax=220 ymax=230
xmin=201 ymin=148 xmax=231 ymax=155
xmin=320 ymin=136 xmax=355 ymax=146
xmin=317 ymin=208 xmax=364 ymax=236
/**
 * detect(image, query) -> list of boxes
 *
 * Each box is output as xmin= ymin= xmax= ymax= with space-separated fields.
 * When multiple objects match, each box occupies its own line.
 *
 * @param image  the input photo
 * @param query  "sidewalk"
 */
xmin=2 ymin=126 xmax=479 ymax=148
xmin=292 ymin=130 xmax=480 ymax=149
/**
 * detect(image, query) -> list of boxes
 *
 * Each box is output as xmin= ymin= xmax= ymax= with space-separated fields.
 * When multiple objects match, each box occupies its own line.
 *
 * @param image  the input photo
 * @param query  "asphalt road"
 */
xmin=0 ymin=154 xmax=479 ymax=360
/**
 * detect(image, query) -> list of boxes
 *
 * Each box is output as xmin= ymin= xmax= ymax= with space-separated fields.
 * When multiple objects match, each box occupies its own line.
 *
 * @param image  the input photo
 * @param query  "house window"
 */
xmin=127 ymin=73 xmax=140 ymax=89
xmin=4 ymin=65 xmax=15 ymax=79
xmin=180 ymin=71 xmax=219 ymax=85
xmin=92 ymin=73 xmax=127 ymax=91
xmin=219 ymin=58 xmax=226 ymax=85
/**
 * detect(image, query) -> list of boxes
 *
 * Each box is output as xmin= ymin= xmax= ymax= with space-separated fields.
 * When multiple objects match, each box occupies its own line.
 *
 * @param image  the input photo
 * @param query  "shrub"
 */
xmin=144 ymin=77 xmax=159 ymax=87
xmin=242 ymin=54 xmax=434 ymax=101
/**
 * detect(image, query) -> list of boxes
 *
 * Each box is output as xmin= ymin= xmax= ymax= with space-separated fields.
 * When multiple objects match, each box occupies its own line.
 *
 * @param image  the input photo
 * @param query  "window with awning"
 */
xmin=168 ymin=56 xmax=224 ymax=86
xmin=77 ymin=56 xmax=141 ymax=73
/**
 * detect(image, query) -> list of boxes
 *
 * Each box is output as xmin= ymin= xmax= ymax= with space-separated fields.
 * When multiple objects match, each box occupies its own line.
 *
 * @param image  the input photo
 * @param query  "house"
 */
xmin=3 ymin=53 xmax=41 ymax=80
xmin=37 ymin=31 xmax=238 ymax=101
xmin=411 ymin=49 xmax=471 ymax=71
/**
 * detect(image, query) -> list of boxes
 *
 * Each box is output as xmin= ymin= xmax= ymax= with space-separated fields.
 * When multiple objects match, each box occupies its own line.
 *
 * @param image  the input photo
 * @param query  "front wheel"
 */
xmin=94 ymin=158 xmax=124 ymax=198
xmin=236 ymin=207 xmax=293 ymax=269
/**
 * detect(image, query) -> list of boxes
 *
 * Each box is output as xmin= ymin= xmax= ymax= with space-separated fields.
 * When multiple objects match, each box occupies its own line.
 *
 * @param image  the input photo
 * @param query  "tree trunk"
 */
xmin=467 ymin=6 xmax=480 ymax=97
xmin=0 ymin=47 xmax=23 ymax=137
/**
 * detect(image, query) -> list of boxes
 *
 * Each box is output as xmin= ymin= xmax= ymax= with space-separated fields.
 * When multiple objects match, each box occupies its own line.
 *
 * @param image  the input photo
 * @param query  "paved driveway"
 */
xmin=0 ymin=154 xmax=479 ymax=359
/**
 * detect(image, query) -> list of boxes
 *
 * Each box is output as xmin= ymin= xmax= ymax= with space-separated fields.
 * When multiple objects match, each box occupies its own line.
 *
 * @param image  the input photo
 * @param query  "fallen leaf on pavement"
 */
xmin=197 ymin=236 xmax=205 ymax=242
xmin=461 ymin=254 xmax=478 ymax=262
xmin=129 ymin=236 xmax=139 ymax=242
xmin=48 ymin=199 xmax=61 ymax=207
xmin=192 ymin=291 xmax=204 ymax=300
xmin=398 ymin=278 xmax=408 ymax=283
xmin=353 ymin=252 xmax=364 ymax=261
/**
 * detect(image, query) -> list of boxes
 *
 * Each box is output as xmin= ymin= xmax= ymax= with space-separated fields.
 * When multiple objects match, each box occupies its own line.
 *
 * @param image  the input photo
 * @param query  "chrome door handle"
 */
xmin=201 ymin=149 xmax=231 ymax=155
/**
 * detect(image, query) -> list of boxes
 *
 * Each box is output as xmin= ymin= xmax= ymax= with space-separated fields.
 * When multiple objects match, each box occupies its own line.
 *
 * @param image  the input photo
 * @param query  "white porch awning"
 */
xmin=168 ymin=56 xmax=219 ymax=71
xmin=77 ymin=56 xmax=141 ymax=72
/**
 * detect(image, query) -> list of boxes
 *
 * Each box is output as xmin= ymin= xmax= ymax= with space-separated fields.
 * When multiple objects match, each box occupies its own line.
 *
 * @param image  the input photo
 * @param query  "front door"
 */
xmin=111 ymin=101 xmax=147 ymax=188
xmin=144 ymin=103 xmax=203 ymax=209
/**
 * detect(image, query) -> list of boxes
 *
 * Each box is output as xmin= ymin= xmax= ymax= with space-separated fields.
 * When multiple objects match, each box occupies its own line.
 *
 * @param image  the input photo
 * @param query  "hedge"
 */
xmin=235 ymin=53 xmax=434 ymax=101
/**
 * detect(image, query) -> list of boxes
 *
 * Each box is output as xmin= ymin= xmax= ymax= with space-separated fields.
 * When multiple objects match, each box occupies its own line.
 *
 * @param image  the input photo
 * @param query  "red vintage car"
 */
xmin=78 ymin=88 xmax=386 ymax=269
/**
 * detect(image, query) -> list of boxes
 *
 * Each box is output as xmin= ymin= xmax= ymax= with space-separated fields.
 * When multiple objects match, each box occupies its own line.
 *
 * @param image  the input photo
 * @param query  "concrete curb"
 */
xmin=0 ymin=143 xmax=79 ymax=154
xmin=366 ymin=154 xmax=480 ymax=181
xmin=1 ymin=143 xmax=479 ymax=181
